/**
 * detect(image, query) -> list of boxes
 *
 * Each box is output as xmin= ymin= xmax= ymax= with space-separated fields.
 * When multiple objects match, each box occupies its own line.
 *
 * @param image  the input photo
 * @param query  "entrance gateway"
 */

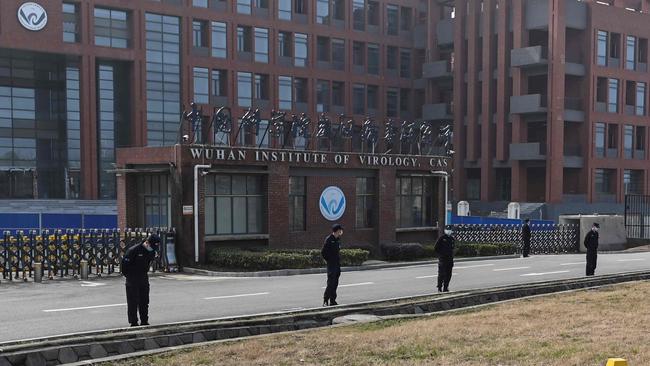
xmin=116 ymin=144 xmax=451 ymax=265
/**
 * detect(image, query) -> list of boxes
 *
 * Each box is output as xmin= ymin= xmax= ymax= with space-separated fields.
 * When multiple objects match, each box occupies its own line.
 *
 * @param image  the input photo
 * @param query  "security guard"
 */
xmin=322 ymin=224 xmax=343 ymax=306
xmin=434 ymin=226 xmax=455 ymax=292
xmin=584 ymin=223 xmax=599 ymax=276
xmin=122 ymin=233 xmax=160 ymax=326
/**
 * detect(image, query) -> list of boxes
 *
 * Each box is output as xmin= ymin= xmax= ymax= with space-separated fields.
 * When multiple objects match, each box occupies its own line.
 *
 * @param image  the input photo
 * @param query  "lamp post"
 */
xmin=194 ymin=164 xmax=211 ymax=263
xmin=431 ymin=170 xmax=450 ymax=228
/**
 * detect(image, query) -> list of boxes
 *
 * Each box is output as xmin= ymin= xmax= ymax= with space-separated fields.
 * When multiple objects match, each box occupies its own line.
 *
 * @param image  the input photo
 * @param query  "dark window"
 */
xmin=367 ymin=43 xmax=379 ymax=74
xmin=595 ymin=122 xmax=605 ymax=158
xmin=136 ymin=175 xmax=170 ymax=227
xmin=289 ymin=176 xmax=306 ymax=231
xmin=353 ymin=84 xmax=365 ymax=115
xmin=294 ymin=77 xmax=308 ymax=103
xmin=205 ymin=175 xmax=266 ymax=235
xmin=367 ymin=1 xmax=380 ymax=26
xmin=255 ymin=74 xmax=270 ymax=100
xmin=332 ymin=81 xmax=344 ymax=107
xmin=624 ymin=170 xmax=644 ymax=195
xmin=332 ymin=38 xmax=345 ymax=70
xmin=367 ymin=85 xmax=379 ymax=111
xmin=400 ymin=7 xmax=412 ymax=31
xmin=396 ymin=177 xmax=434 ymax=228
xmin=317 ymin=80 xmax=330 ymax=113
xmin=387 ymin=4 xmax=399 ymax=36
xmin=63 ymin=3 xmax=79 ymax=43
xmin=353 ymin=0 xmax=365 ymax=31
xmin=387 ymin=46 xmax=398 ymax=70
xmin=400 ymin=88 xmax=410 ymax=114
xmin=356 ymin=177 xmax=375 ymax=228
xmin=317 ymin=36 xmax=330 ymax=62
xmin=211 ymin=69 xmax=227 ymax=97
xmin=333 ymin=0 xmax=345 ymax=20
xmin=193 ymin=20 xmax=208 ymax=48
xmin=353 ymin=41 xmax=365 ymax=66
xmin=400 ymin=48 xmax=411 ymax=78
xmin=294 ymin=0 xmax=307 ymax=14
xmin=237 ymin=26 xmax=253 ymax=52
xmin=608 ymin=78 xmax=619 ymax=113
xmin=594 ymin=169 xmax=615 ymax=196
xmin=387 ymin=88 xmax=398 ymax=117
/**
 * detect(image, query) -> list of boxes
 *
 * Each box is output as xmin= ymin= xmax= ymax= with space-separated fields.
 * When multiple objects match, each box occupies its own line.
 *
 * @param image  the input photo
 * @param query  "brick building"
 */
xmin=425 ymin=0 xmax=650 ymax=218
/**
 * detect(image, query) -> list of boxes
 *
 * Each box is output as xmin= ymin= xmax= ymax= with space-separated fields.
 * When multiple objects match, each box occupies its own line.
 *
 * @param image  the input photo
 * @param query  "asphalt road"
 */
xmin=1 ymin=252 xmax=649 ymax=343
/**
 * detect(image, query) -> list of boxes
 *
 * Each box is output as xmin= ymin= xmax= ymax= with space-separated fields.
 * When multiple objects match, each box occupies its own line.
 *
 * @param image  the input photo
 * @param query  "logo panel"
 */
xmin=18 ymin=2 xmax=48 ymax=31
xmin=319 ymin=186 xmax=346 ymax=221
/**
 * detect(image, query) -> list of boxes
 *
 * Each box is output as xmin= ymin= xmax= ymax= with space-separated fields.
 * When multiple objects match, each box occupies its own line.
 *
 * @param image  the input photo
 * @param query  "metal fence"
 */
xmin=624 ymin=194 xmax=650 ymax=239
xmin=451 ymin=224 xmax=580 ymax=254
xmin=0 ymin=228 xmax=176 ymax=282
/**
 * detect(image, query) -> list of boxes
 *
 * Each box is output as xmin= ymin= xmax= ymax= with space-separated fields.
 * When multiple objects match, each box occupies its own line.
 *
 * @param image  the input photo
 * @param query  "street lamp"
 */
xmin=431 ymin=170 xmax=450 ymax=228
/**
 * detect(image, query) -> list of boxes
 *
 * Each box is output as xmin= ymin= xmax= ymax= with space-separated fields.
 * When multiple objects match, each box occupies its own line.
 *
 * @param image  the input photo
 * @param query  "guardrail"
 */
xmin=0 ymin=228 xmax=176 ymax=282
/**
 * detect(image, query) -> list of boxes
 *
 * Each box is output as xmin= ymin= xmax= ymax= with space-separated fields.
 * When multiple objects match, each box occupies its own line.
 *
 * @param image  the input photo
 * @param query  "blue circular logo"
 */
xmin=18 ymin=2 xmax=48 ymax=31
xmin=319 ymin=186 xmax=346 ymax=221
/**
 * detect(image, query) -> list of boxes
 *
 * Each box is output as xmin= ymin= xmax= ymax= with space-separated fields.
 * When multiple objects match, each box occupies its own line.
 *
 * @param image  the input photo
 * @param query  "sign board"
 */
xmin=319 ymin=186 xmax=346 ymax=221
xmin=18 ymin=2 xmax=48 ymax=31
xmin=182 ymin=205 xmax=193 ymax=216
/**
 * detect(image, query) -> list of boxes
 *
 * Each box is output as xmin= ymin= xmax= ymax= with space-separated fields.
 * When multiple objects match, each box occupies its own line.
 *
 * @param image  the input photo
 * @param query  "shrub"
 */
xmin=208 ymin=248 xmax=369 ymax=271
xmin=380 ymin=242 xmax=425 ymax=261
xmin=454 ymin=243 xmax=518 ymax=257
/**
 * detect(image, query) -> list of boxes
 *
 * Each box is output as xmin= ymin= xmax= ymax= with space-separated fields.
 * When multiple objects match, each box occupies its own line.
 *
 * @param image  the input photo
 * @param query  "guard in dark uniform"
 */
xmin=434 ymin=226 xmax=455 ymax=292
xmin=522 ymin=218 xmax=532 ymax=257
xmin=122 ymin=233 xmax=160 ymax=326
xmin=322 ymin=224 xmax=343 ymax=306
xmin=584 ymin=223 xmax=599 ymax=276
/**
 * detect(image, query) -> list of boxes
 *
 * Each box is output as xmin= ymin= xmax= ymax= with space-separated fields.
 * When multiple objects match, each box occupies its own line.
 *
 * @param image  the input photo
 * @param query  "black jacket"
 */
xmin=434 ymin=234 xmax=455 ymax=262
xmin=122 ymin=243 xmax=155 ymax=285
xmin=522 ymin=224 xmax=531 ymax=242
xmin=584 ymin=230 xmax=599 ymax=252
xmin=321 ymin=234 xmax=341 ymax=269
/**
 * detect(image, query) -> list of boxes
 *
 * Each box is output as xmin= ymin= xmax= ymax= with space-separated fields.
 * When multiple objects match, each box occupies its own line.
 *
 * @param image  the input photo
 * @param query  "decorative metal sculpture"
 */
xmin=182 ymin=102 xmax=203 ymax=144
xmin=291 ymin=113 xmax=311 ymax=150
xmin=399 ymin=120 xmax=415 ymax=154
xmin=208 ymin=106 xmax=233 ymax=145
xmin=435 ymin=124 xmax=454 ymax=156
xmin=234 ymin=108 xmax=260 ymax=146
xmin=383 ymin=119 xmax=398 ymax=154
xmin=417 ymin=121 xmax=434 ymax=155
xmin=361 ymin=117 xmax=379 ymax=154
xmin=316 ymin=114 xmax=332 ymax=151
xmin=257 ymin=110 xmax=286 ymax=148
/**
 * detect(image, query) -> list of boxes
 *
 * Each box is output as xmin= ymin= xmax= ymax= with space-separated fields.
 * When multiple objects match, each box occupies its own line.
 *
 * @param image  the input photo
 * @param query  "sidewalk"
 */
xmin=182 ymin=254 xmax=520 ymax=277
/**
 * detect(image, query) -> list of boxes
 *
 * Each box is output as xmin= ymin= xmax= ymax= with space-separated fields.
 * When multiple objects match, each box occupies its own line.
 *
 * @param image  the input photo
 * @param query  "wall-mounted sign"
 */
xmin=319 ymin=186 xmax=346 ymax=221
xmin=17 ymin=2 xmax=47 ymax=31
xmin=182 ymin=205 xmax=193 ymax=216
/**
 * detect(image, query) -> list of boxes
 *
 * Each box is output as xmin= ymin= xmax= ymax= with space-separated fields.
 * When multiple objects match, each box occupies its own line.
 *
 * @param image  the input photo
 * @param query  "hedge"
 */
xmin=208 ymin=248 xmax=370 ymax=271
xmin=455 ymin=243 xmax=518 ymax=257
xmin=379 ymin=242 xmax=518 ymax=261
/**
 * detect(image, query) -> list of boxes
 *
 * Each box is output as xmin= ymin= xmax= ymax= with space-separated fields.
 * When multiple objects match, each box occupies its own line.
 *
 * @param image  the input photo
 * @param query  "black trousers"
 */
xmin=523 ymin=240 xmax=531 ymax=257
xmin=323 ymin=268 xmax=341 ymax=303
xmin=437 ymin=260 xmax=453 ymax=290
xmin=126 ymin=282 xmax=150 ymax=325
xmin=586 ymin=251 xmax=597 ymax=276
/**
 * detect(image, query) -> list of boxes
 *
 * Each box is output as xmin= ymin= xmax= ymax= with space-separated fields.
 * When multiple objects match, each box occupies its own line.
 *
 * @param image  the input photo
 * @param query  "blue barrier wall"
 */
xmin=451 ymin=215 xmax=554 ymax=227
xmin=0 ymin=213 xmax=118 ymax=231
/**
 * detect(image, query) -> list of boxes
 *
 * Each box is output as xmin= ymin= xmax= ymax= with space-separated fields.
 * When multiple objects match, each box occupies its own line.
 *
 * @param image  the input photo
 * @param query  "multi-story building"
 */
xmin=424 ymin=0 xmax=650 ymax=218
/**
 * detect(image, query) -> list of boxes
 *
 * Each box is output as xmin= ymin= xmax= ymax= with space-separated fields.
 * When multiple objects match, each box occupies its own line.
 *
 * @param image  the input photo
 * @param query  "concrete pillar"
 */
xmin=452 ymin=1 xmax=468 ymax=201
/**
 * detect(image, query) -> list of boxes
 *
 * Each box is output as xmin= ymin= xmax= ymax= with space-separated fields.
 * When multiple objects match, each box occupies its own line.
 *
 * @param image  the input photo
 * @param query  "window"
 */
xmin=193 ymin=0 xmax=208 ymax=7
xmin=237 ymin=26 xmax=253 ymax=52
xmin=607 ymin=124 xmax=618 ymax=158
xmin=237 ymin=0 xmax=252 ymax=14
xmin=608 ymin=78 xmax=619 ymax=113
xmin=368 ymin=1 xmax=380 ymax=26
xmin=610 ymin=32 xmax=621 ymax=60
xmin=136 ymin=175 xmax=170 ymax=227
xmin=353 ymin=84 xmax=365 ymax=115
xmin=367 ymin=43 xmax=379 ymax=74
xmin=387 ymin=46 xmax=398 ymax=70
xmin=211 ymin=69 xmax=227 ymax=97
xmin=295 ymin=0 xmax=307 ymax=14
xmin=353 ymin=0 xmax=365 ymax=30
xmin=63 ymin=3 xmax=79 ymax=43
xmin=624 ymin=125 xmax=634 ymax=159
xmin=597 ymin=30 xmax=607 ymax=66
xmin=317 ymin=36 xmax=330 ymax=62
xmin=94 ymin=7 xmax=130 ymax=48
xmin=192 ymin=20 xmax=208 ymax=48
xmin=332 ymin=81 xmax=344 ymax=107
xmin=193 ymin=67 xmax=209 ymax=104
xmin=367 ymin=85 xmax=379 ymax=111
xmin=387 ymin=4 xmax=399 ymax=35
xmin=356 ymin=177 xmax=375 ymax=228
xmin=400 ymin=7 xmax=412 ymax=31
xmin=238 ymin=72 xmax=253 ymax=107
xmin=255 ymin=0 xmax=269 ymax=9
xmin=278 ymin=31 xmax=292 ymax=57
xmin=400 ymin=89 xmax=410 ymax=114
xmin=400 ymin=48 xmax=411 ymax=78
xmin=295 ymin=78 xmax=308 ymax=104
xmin=279 ymin=0 xmax=292 ymax=20
xmin=204 ymin=175 xmax=265 ymax=235
xmin=256 ymin=120 xmax=269 ymax=147
xmin=254 ymin=27 xmax=269 ymax=63
xmin=624 ymin=170 xmax=644 ymax=195
xmin=279 ymin=76 xmax=292 ymax=110
xmin=317 ymin=0 xmax=330 ymax=24
xmin=353 ymin=42 xmax=365 ymax=67
xmin=626 ymin=35 xmax=637 ymax=70
xmin=396 ymin=177 xmax=434 ymax=228
xmin=211 ymin=22 xmax=227 ymax=58
xmin=594 ymin=169 xmax=615 ymax=196
xmin=387 ymin=89 xmax=398 ymax=117
xmin=333 ymin=0 xmax=345 ymax=20
xmin=332 ymin=38 xmax=345 ymax=70
xmin=317 ymin=80 xmax=330 ymax=113
xmin=636 ymin=126 xmax=646 ymax=157
xmin=595 ymin=122 xmax=605 ymax=158
xmin=289 ymin=176 xmax=306 ymax=231
xmin=255 ymin=74 xmax=269 ymax=100
xmin=637 ymin=82 xmax=646 ymax=115
xmin=295 ymin=33 xmax=308 ymax=67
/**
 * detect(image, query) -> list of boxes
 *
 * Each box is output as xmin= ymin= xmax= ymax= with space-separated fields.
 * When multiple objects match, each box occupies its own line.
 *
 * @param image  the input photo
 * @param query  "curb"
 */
xmin=182 ymin=254 xmax=520 ymax=277
xmin=2 ymin=270 xmax=650 ymax=366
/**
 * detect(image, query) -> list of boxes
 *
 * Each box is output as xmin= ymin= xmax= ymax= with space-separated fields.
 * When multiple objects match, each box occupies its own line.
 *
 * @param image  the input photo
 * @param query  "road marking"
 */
xmin=80 ymin=281 xmax=106 ymax=287
xmin=416 ymin=275 xmax=437 ymax=279
xmin=617 ymin=258 xmax=645 ymax=262
xmin=560 ymin=262 xmax=584 ymax=266
xmin=43 ymin=303 xmax=126 ymax=313
xmin=321 ymin=282 xmax=374 ymax=289
xmin=493 ymin=266 xmax=530 ymax=272
xmin=454 ymin=264 xmax=495 ymax=269
xmin=520 ymin=270 xmax=570 ymax=277
xmin=204 ymin=292 xmax=269 ymax=300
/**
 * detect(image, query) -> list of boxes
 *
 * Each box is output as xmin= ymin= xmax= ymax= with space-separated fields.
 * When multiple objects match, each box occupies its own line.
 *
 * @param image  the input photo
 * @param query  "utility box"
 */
xmin=457 ymin=201 xmax=470 ymax=216
xmin=507 ymin=202 xmax=521 ymax=219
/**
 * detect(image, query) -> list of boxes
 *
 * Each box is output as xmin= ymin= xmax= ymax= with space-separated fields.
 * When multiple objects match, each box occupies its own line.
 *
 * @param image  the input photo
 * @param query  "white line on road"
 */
xmin=416 ymin=275 xmax=437 ymax=279
xmin=493 ymin=266 xmax=530 ymax=272
xmin=80 ymin=281 xmax=106 ymax=287
xmin=204 ymin=292 xmax=269 ymax=300
xmin=454 ymin=264 xmax=495 ymax=269
xmin=321 ymin=282 xmax=374 ymax=289
xmin=43 ymin=303 xmax=126 ymax=313
xmin=617 ymin=258 xmax=645 ymax=262
xmin=560 ymin=262 xmax=584 ymax=266
xmin=520 ymin=270 xmax=570 ymax=277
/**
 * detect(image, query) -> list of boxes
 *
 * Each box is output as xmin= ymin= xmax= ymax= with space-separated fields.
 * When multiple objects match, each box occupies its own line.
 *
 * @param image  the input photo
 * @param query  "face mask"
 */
xmin=593 ymin=228 xmax=599 ymax=232
xmin=444 ymin=230 xmax=452 ymax=235
xmin=145 ymin=245 xmax=154 ymax=252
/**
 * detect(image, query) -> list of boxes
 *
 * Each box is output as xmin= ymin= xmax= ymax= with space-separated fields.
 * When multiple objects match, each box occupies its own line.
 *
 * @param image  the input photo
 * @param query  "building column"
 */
xmin=267 ymin=164 xmax=290 ymax=248
xmin=511 ymin=0 xmax=526 ymax=202
xmin=495 ymin=0 xmax=508 ymax=162
xmin=378 ymin=168 xmax=397 ymax=244
xmin=79 ymin=54 xmax=99 ymax=199
xmin=546 ymin=0 xmax=566 ymax=203
xmin=466 ymin=1 xmax=480 ymax=162
xmin=480 ymin=0 xmax=496 ymax=201
xmin=452 ymin=0 xmax=468 ymax=201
